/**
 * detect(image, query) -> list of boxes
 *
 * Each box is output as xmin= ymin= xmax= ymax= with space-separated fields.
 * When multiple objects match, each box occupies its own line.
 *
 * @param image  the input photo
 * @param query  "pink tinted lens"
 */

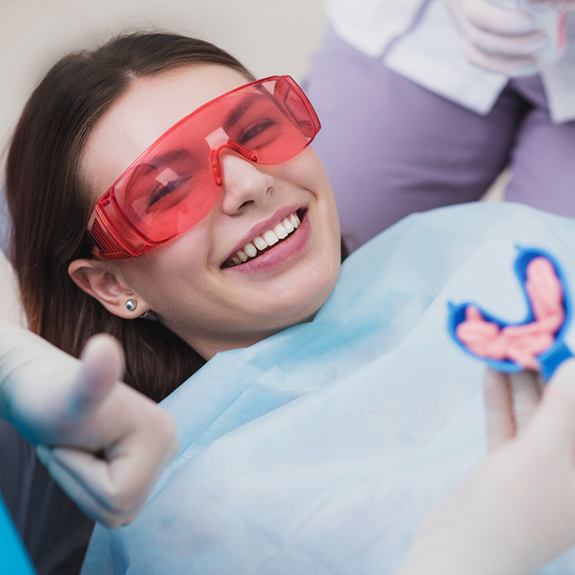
xmin=90 ymin=76 xmax=320 ymax=258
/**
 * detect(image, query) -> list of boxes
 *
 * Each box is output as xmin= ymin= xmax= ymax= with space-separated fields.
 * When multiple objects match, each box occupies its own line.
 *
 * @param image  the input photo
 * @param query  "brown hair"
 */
xmin=5 ymin=32 xmax=254 ymax=401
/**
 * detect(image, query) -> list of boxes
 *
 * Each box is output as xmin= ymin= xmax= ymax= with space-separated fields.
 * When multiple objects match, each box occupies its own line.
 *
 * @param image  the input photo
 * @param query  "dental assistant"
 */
xmin=306 ymin=0 xmax=575 ymax=250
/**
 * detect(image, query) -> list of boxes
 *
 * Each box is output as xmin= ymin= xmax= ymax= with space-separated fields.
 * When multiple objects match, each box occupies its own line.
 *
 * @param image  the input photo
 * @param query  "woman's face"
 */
xmin=79 ymin=64 xmax=341 ymax=358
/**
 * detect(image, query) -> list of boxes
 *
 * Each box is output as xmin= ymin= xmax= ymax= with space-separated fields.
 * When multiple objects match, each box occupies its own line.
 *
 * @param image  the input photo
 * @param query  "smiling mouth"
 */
xmin=222 ymin=208 xmax=308 ymax=269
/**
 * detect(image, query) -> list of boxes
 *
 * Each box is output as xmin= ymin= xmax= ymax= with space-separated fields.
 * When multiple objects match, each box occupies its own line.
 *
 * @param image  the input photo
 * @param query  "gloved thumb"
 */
xmin=71 ymin=334 xmax=125 ymax=412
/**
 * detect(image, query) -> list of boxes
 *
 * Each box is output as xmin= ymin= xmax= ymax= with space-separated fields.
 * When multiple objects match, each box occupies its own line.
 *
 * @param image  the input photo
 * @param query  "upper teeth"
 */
xmin=230 ymin=212 xmax=301 ymax=265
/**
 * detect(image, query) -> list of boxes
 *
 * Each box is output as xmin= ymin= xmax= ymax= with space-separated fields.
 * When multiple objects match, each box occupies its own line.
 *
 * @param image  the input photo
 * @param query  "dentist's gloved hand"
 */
xmin=0 ymin=325 xmax=177 ymax=527
xmin=444 ymin=0 xmax=549 ymax=76
xmin=398 ymin=363 xmax=575 ymax=575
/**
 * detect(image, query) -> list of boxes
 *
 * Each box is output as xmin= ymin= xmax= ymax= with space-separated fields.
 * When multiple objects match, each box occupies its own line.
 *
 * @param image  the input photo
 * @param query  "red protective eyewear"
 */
xmin=88 ymin=75 xmax=321 ymax=259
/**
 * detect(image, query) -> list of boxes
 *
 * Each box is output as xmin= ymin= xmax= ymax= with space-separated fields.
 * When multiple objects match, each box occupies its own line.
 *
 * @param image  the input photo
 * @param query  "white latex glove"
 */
xmin=398 ymin=362 xmax=575 ymax=575
xmin=444 ymin=0 xmax=550 ymax=76
xmin=0 ymin=325 xmax=177 ymax=527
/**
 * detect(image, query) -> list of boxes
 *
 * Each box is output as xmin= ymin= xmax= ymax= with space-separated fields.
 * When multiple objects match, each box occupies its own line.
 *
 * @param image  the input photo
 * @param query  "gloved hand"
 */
xmin=444 ymin=0 xmax=550 ymax=76
xmin=397 ymin=363 xmax=575 ymax=575
xmin=0 ymin=325 xmax=177 ymax=527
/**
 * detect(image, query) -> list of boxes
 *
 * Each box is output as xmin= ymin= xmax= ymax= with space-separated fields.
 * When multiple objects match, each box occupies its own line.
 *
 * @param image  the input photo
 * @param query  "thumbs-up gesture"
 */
xmin=0 ymin=326 xmax=177 ymax=527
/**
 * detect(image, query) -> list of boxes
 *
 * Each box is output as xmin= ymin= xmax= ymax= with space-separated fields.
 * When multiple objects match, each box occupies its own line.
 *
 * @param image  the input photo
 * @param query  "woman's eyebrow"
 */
xmin=143 ymin=148 xmax=192 ymax=173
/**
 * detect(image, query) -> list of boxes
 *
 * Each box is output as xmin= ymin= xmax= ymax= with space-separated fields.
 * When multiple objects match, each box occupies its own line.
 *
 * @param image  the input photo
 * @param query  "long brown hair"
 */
xmin=5 ymin=32 xmax=254 ymax=401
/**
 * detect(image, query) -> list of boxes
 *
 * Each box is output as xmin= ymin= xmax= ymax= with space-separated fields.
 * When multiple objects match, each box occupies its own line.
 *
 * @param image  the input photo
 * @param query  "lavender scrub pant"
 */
xmin=304 ymin=25 xmax=575 ymax=251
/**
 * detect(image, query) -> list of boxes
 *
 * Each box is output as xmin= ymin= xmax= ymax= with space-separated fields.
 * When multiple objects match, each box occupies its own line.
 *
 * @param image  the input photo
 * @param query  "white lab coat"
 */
xmin=325 ymin=0 xmax=575 ymax=122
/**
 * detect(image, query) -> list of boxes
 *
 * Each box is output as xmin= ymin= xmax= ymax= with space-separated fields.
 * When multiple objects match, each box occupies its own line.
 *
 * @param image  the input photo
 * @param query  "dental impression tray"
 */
xmin=448 ymin=247 xmax=573 ymax=380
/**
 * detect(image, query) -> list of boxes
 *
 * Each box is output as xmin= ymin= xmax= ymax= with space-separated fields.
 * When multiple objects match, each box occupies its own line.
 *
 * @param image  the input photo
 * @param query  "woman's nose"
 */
xmin=218 ymin=153 xmax=274 ymax=215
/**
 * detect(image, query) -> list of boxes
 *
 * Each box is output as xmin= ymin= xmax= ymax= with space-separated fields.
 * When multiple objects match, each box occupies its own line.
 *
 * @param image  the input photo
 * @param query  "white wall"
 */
xmin=0 ymin=0 xmax=326 ymax=158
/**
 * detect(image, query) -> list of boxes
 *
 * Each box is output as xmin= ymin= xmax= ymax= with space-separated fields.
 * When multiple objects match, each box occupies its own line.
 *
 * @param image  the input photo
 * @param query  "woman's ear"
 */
xmin=68 ymin=258 xmax=151 ymax=319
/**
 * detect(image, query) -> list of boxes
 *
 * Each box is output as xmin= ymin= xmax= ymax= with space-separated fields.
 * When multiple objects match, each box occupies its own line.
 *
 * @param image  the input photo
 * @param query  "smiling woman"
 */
xmin=7 ymin=33 xmax=335 ymax=401
xmin=70 ymin=63 xmax=340 ymax=360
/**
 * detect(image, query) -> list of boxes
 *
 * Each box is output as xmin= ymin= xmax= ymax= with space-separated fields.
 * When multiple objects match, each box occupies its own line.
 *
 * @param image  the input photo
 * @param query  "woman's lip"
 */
xmin=222 ymin=204 xmax=305 ymax=264
xmin=222 ymin=211 xmax=310 ymax=275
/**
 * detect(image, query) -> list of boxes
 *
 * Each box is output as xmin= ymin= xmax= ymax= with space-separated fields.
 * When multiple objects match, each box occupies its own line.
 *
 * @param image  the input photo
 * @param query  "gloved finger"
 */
xmin=69 ymin=334 xmax=125 ymax=413
xmin=464 ymin=42 xmax=539 ymax=75
xmin=508 ymin=370 xmax=543 ymax=432
xmin=463 ymin=20 xmax=548 ymax=56
xmin=104 ymin=412 xmax=177 ymax=506
xmin=484 ymin=369 xmax=515 ymax=451
xmin=463 ymin=0 xmax=537 ymax=35
xmin=36 ymin=445 xmax=142 ymax=527
xmin=38 ymin=409 xmax=176 ymax=520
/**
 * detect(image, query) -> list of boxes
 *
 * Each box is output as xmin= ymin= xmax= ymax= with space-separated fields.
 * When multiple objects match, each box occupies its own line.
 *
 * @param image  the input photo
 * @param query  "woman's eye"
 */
xmin=238 ymin=118 xmax=276 ymax=145
xmin=148 ymin=181 xmax=178 ymax=208
xmin=147 ymin=176 xmax=191 ymax=210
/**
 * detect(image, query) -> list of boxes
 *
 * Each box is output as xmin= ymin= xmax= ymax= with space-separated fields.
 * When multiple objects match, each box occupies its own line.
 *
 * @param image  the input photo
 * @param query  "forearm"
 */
xmin=396 ymin=528 xmax=532 ymax=575
xmin=395 ymin=445 xmax=573 ymax=575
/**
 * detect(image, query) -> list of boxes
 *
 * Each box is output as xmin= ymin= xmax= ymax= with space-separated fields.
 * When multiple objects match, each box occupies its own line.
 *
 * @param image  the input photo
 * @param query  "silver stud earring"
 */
xmin=125 ymin=298 xmax=138 ymax=312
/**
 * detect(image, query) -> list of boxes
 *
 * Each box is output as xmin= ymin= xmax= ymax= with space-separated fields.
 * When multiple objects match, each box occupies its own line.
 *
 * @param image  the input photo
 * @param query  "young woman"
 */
xmin=5 ymin=32 xmax=575 ymax=574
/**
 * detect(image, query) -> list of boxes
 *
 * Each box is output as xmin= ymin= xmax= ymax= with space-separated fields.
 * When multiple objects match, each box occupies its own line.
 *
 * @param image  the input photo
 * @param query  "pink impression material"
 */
xmin=456 ymin=257 xmax=564 ymax=370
